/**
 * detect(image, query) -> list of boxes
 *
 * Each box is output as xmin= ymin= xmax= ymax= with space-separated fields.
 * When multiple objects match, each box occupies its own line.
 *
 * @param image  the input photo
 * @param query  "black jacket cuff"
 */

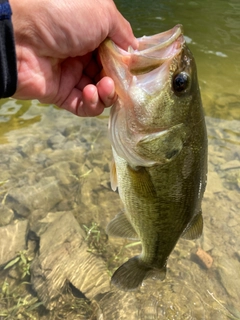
xmin=0 ymin=0 xmax=17 ymax=98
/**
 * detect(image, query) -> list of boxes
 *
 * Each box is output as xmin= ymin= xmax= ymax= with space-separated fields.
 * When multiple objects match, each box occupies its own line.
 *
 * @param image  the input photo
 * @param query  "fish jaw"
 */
xmin=127 ymin=24 xmax=184 ymax=74
xmin=99 ymin=25 xmax=188 ymax=168
xmin=99 ymin=24 xmax=184 ymax=93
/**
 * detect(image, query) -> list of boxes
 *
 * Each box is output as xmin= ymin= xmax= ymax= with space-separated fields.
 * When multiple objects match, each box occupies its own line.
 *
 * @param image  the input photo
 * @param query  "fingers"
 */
xmin=97 ymin=77 xmax=117 ymax=107
xmin=78 ymin=77 xmax=116 ymax=116
xmin=60 ymin=77 xmax=116 ymax=117
xmin=108 ymin=11 xmax=138 ymax=51
xmin=79 ymin=84 xmax=105 ymax=117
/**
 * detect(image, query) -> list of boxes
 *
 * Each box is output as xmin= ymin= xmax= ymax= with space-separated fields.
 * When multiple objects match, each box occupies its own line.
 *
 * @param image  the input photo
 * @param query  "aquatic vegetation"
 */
xmin=0 ymin=279 xmax=42 ymax=319
xmin=4 ymin=250 xmax=32 ymax=280
xmin=83 ymin=222 xmax=108 ymax=255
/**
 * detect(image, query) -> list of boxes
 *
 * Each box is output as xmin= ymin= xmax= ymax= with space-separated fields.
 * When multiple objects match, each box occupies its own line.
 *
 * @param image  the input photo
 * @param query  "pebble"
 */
xmin=191 ymin=247 xmax=213 ymax=269
xmin=227 ymin=218 xmax=239 ymax=227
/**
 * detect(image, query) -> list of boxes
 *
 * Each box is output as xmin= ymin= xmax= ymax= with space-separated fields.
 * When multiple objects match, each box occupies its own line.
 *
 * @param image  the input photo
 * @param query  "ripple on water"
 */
xmin=94 ymin=279 xmax=206 ymax=320
xmin=137 ymin=279 xmax=206 ymax=320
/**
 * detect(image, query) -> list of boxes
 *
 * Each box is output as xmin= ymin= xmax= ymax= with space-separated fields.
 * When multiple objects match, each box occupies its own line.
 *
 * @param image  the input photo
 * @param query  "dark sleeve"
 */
xmin=0 ymin=0 xmax=17 ymax=98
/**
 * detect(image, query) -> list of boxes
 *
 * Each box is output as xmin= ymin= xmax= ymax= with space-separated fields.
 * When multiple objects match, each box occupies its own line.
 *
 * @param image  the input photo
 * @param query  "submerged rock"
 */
xmin=0 ymin=204 xmax=14 ymax=226
xmin=0 ymin=106 xmax=239 ymax=318
xmin=30 ymin=211 xmax=110 ymax=310
xmin=5 ymin=177 xmax=63 ymax=218
xmin=217 ymin=257 xmax=240 ymax=302
xmin=93 ymin=278 xmax=207 ymax=320
xmin=0 ymin=219 xmax=29 ymax=266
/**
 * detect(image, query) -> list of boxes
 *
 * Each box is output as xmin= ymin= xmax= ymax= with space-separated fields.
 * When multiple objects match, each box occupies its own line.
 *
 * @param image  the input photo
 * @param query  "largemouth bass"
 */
xmin=99 ymin=25 xmax=208 ymax=291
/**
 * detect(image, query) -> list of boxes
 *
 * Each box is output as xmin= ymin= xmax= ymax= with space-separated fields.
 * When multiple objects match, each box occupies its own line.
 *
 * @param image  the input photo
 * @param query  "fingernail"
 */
xmin=108 ymin=88 xmax=117 ymax=104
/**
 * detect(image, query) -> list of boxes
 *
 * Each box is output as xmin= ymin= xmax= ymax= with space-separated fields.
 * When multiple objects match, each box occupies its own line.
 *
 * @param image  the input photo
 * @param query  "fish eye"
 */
xmin=172 ymin=72 xmax=190 ymax=94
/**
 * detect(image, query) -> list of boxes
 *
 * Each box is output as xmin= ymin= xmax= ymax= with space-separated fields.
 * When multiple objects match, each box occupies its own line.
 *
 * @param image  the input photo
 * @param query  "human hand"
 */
xmin=10 ymin=0 xmax=137 ymax=116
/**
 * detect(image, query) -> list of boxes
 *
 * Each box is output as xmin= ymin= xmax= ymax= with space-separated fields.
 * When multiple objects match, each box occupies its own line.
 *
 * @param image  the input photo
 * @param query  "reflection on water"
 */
xmin=0 ymin=0 xmax=240 ymax=319
xmin=0 ymin=99 xmax=42 ymax=144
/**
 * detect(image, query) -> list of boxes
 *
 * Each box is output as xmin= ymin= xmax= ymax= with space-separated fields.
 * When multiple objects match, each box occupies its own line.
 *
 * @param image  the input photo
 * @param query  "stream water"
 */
xmin=0 ymin=0 xmax=239 ymax=319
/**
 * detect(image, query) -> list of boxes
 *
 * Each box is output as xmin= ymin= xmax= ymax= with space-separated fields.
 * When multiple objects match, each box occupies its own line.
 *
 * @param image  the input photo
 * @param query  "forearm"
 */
xmin=0 ymin=0 xmax=17 ymax=98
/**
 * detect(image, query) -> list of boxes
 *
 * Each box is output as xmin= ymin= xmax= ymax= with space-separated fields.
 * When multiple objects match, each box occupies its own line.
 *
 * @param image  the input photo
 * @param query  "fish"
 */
xmin=99 ymin=24 xmax=208 ymax=291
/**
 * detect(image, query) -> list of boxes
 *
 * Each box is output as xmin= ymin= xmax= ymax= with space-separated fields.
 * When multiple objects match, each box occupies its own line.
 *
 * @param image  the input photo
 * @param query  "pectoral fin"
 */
xmin=106 ymin=212 xmax=139 ymax=240
xmin=181 ymin=211 xmax=203 ymax=240
xmin=110 ymin=158 xmax=118 ymax=191
xmin=127 ymin=166 xmax=157 ymax=198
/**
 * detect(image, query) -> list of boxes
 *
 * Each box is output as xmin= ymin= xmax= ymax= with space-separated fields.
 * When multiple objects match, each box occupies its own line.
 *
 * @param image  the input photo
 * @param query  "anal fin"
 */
xmin=181 ymin=210 xmax=203 ymax=240
xmin=106 ymin=212 xmax=139 ymax=240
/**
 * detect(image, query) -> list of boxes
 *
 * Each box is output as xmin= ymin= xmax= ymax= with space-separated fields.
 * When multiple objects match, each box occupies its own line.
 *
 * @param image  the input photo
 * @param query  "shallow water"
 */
xmin=0 ymin=0 xmax=240 ymax=319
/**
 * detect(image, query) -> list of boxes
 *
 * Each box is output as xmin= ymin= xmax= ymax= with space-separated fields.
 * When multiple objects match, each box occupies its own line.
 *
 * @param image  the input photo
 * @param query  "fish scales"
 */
xmin=99 ymin=24 xmax=207 ymax=291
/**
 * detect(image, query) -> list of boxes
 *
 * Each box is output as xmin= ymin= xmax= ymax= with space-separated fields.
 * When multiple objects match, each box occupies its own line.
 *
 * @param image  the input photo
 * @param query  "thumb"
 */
xmin=108 ymin=12 xmax=138 ymax=50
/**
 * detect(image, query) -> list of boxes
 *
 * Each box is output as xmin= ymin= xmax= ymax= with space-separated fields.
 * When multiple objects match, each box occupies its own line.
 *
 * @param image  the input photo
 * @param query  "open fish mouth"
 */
xmin=111 ymin=24 xmax=185 ymax=75
xmin=99 ymin=25 xmax=188 ymax=168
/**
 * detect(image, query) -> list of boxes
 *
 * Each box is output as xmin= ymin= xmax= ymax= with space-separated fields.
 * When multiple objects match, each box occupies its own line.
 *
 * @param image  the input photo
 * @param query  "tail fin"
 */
xmin=111 ymin=256 xmax=153 ymax=291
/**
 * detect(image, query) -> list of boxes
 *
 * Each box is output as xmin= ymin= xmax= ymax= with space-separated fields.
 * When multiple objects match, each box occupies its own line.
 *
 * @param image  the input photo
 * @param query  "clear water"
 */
xmin=0 ymin=1 xmax=239 ymax=319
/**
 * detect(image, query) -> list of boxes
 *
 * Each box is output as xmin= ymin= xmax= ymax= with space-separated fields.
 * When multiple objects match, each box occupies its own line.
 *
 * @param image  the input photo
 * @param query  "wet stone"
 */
xmin=0 ymin=204 xmax=14 ymax=226
xmin=0 ymin=220 xmax=29 ymax=266
xmin=6 ymin=177 xmax=63 ymax=218
xmin=31 ymin=152 xmax=48 ymax=166
xmin=30 ymin=211 xmax=110 ymax=310
xmin=35 ymin=161 xmax=73 ymax=183
xmin=62 ymin=140 xmax=79 ymax=150
xmin=0 ymin=167 xmax=11 ymax=182
xmin=220 ymin=160 xmax=240 ymax=171
xmin=223 ymin=169 xmax=240 ymax=191
xmin=44 ymin=147 xmax=86 ymax=167
xmin=217 ymin=257 xmax=240 ymax=302
xmin=93 ymin=291 xmax=139 ymax=320
xmin=63 ymin=125 xmax=81 ymax=137
xmin=227 ymin=218 xmax=239 ymax=227
xmin=8 ymin=153 xmax=23 ymax=168
xmin=18 ymin=136 xmax=39 ymax=157
xmin=201 ymin=229 xmax=214 ymax=252
xmin=47 ymin=132 xmax=66 ymax=149
xmin=204 ymin=171 xmax=223 ymax=198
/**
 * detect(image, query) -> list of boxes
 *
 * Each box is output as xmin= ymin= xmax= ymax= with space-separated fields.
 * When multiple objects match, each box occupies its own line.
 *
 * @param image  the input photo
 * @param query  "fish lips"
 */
xmin=112 ymin=24 xmax=185 ymax=75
